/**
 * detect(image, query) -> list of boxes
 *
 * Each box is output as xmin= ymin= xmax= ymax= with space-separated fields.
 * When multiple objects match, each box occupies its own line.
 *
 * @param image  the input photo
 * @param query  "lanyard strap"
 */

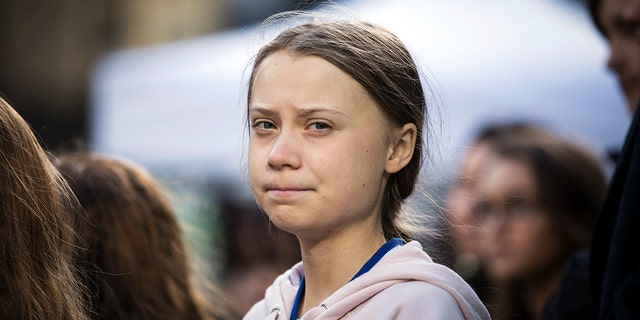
xmin=290 ymin=277 xmax=306 ymax=320
xmin=289 ymin=238 xmax=403 ymax=320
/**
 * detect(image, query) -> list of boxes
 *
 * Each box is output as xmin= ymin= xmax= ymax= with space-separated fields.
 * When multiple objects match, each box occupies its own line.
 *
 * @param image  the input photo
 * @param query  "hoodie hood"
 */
xmin=244 ymin=241 xmax=490 ymax=320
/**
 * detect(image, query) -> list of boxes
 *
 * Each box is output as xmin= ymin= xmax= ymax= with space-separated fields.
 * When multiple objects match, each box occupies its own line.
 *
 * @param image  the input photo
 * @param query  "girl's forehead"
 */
xmin=252 ymin=53 xmax=371 ymax=103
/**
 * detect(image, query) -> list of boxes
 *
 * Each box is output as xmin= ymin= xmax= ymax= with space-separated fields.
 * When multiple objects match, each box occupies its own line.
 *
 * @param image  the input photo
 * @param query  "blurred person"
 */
xmin=446 ymin=122 xmax=558 ymax=305
xmin=471 ymin=131 xmax=606 ymax=319
xmin=53 ymin=152 xmax=240 ymax=320
xmin=587 ymin=0 xmax=640 ymax=318
xmin=590 ymin=0 xmax=640 ymax=114
xmin=0 ymin=96 xmax=88 ymax=319
xmin=242 ymin=11 xmax=489 ymax=320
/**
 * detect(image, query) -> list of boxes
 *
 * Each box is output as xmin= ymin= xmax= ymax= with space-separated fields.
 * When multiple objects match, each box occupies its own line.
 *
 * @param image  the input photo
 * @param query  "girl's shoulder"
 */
xmin=380 ymin=280 xmax=461 ymax=303
xmin=352 ymin=281 xmax=466 ymax=319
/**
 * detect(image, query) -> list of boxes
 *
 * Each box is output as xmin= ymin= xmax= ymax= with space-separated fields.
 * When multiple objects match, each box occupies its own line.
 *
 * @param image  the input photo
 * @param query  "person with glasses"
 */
xmin=471 ymin=128 xmax=606 ymax=320
xmin=445 ymin=122 xmax=559 ymax=306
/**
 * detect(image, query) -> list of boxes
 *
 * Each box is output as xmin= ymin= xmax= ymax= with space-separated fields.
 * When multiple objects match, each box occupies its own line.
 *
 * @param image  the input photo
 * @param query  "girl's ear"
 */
xmin=385 ymin=123 xmax=417 ymax=174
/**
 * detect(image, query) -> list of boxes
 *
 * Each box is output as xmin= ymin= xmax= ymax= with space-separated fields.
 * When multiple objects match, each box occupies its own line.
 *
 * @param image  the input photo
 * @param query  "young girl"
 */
xmin=242 ymin=14 xmax=489 ymax=320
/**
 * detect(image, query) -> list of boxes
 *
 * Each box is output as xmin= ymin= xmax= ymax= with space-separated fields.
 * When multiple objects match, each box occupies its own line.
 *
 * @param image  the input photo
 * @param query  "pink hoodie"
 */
xmin=243 ymin=241 xmax=490 ymax=319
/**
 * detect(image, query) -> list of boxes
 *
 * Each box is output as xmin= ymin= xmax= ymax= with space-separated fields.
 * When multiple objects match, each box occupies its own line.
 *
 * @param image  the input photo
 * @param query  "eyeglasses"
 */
xmin=471 ymin=196 xmax=542 ymax=229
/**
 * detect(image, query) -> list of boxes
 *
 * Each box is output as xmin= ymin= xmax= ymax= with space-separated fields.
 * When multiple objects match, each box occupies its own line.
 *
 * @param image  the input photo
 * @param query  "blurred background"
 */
xmin=0 ymin=0 xmax=631 ymax=314
xmin=0 ymin=0 xmax=324 ymax=150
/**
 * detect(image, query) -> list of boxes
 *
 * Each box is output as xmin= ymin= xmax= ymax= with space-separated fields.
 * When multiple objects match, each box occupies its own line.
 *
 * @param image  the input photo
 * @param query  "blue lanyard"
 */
xmin=289 ymin=238 xmax=403 ymax=320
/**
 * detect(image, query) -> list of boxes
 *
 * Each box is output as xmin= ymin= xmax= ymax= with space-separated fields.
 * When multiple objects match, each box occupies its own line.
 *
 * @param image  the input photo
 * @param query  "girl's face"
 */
xmin=473 ymin=158 xmax=564 ymax=282
xmin=248 ymin=50 xmax=402 ymax=243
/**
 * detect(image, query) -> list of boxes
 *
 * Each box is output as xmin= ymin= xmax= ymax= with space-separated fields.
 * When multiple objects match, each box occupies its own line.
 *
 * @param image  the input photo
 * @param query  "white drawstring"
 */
xmin=267 ymin=306 xmax=281 ymax=320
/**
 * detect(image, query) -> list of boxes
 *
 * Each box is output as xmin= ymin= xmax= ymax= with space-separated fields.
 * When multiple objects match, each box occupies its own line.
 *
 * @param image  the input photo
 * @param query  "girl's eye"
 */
xmin=252 ymin=121 xmax=277 ymax=131
xmin=309 ymin=121 xmax=331 ymax=131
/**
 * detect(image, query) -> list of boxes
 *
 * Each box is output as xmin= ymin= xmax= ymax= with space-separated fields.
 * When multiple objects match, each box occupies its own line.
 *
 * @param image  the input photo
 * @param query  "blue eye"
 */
xmin=309 ymin=122 xmax=331 ymax=130
xmin=252 ymin=121 xmax=277 ymax=131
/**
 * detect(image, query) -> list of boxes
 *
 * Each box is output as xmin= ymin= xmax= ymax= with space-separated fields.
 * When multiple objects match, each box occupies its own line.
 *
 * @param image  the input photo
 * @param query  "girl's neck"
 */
xmin=297 ymin=230 xmax=386 ymax=315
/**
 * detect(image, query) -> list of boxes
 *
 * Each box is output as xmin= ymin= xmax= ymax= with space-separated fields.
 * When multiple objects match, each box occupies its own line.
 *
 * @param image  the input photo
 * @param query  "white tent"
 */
xmin=90 ymin=0 xmax=629 ymax=185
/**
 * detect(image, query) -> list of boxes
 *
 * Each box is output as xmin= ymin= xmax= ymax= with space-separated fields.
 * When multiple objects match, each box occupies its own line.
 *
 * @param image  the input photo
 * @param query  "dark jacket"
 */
xmin=541 ymin=250 xmax=593 ymax=320
xmin=590 ymin=104 xmax=640 ymax=320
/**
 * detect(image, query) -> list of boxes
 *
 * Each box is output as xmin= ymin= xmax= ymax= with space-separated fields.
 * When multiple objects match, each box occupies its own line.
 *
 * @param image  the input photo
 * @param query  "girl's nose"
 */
xmin=267 ymin=131 xmax=301 ymax=170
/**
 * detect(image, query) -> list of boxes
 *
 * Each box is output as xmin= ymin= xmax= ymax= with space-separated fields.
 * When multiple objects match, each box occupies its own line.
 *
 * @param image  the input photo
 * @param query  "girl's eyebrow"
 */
xmin=297 ymin=107 xmax=349 ymax=118
xmin=249 ymin=106 xmax=350 ymax=118
xmin=248 ymin=106 xmax=275 ymax=116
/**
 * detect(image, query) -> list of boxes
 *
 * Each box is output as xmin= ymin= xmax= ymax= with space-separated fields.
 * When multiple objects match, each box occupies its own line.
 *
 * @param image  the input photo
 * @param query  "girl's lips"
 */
xmin=266 ymin=188 xmax=311 ymax=198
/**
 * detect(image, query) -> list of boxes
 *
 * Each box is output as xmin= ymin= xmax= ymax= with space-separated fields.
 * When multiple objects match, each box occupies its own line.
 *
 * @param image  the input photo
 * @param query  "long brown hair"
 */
xmin=54 ymin=152 xmax=239 ymax=320
xmin=0 ymin=97 xmax=88 ymax=320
